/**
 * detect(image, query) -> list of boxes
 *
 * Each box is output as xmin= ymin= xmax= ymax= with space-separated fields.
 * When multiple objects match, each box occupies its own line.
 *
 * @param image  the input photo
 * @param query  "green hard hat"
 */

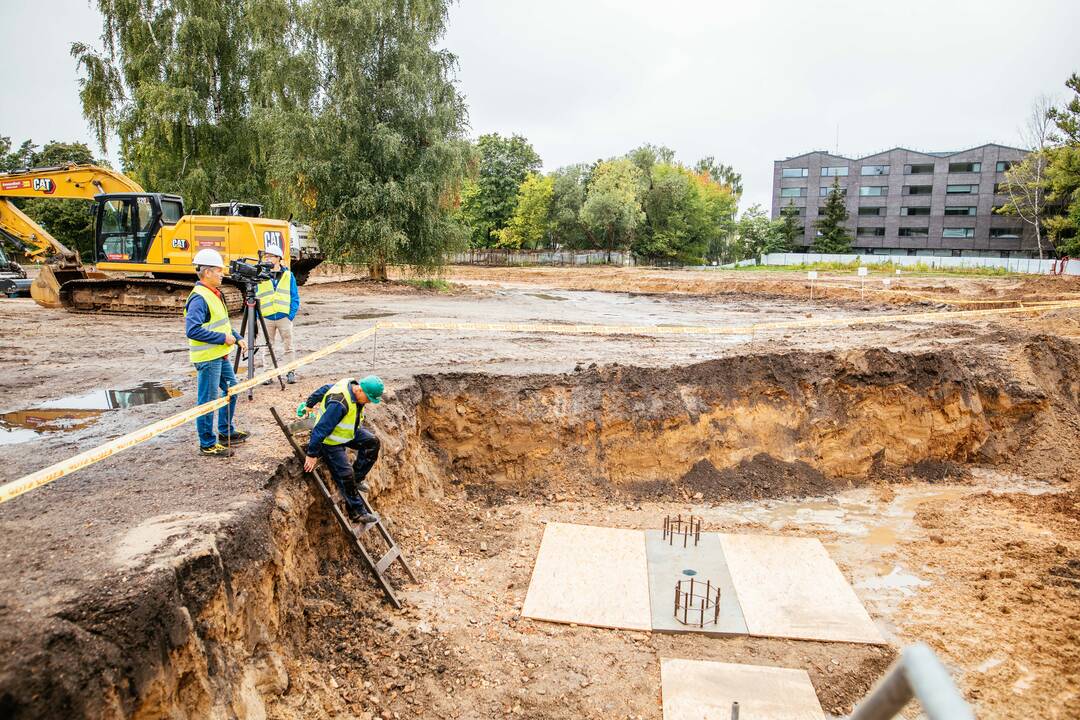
xmin=359 ymin=375 xmax=384 ymax=404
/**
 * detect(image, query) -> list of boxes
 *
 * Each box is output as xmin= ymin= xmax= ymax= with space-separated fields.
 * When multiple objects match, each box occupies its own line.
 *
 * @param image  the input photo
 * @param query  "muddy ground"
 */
xmin=1 ymin=267 xmax=1078 ymax=719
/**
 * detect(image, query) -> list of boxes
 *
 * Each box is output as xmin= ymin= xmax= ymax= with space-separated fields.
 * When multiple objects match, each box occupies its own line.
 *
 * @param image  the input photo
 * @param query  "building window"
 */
xmin=782 ymin=168 xmax=809 ymax=178
xmin=990 ymin=228 xmax=1021 ymax=238
xmin=948 ymin=162 xmax=981 ymax=173
xmin=905 ymin=163 xmax=935 ymax=174
xmin=946 ymin=184 xmax=977 ymax=194
xmin=858 ymin=207 xmax=885 ymax=216
xmin=942 ymin=227 xmax=976 ymax=238
xmin=859 ymin=186 xmax=887 ymax=197
xmin=899 ymin=228 xmax=929 ymax=237
xmin=944 ymin=206 xmax=977 ymax=216
xmin=996 ymin=161 xmax=1014 ymax=172
xmin=900 ymin=207 xmax=931 ymax=216
xmin=994 ymin=182 xmax=1008 ymax=193
xmin=820 ymin=186 xmax=847 ymax=197
xmin=861 ymin=165 xmax=890 ymax=176
xmin=905 ymin=185 xmax=933 ymax=195
xmin=818 ymin=208 xmax=828 ymax=216
xmin=821 ymin=166 xmax=849 ymax=177
xmin=781 ymin=206 xmax=806 ymax=217
xmin=857 ymin=227 xmax=886 ymax=237
xmin=780 ymin=187 xmax=807 ymax=197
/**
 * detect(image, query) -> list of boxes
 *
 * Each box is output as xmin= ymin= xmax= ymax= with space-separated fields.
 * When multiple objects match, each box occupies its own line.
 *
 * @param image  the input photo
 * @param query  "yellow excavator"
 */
xmin=0 ymin=164 xmax=323 ymax=314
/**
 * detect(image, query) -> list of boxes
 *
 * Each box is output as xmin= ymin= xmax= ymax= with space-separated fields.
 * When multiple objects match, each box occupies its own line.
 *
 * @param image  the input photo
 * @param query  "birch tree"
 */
xmin=997 ymin=95 xmax=1055 ymax=258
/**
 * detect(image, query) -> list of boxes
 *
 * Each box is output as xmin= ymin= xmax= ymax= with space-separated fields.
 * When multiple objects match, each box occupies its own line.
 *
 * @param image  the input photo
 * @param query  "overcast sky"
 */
xmin=3 ymin=0 xmax=1078 ymax=212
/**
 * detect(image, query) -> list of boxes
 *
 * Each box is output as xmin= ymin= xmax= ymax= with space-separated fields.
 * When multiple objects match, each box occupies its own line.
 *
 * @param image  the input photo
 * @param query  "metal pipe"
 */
xmin=848 ymin=643 xmax=974 ymax=720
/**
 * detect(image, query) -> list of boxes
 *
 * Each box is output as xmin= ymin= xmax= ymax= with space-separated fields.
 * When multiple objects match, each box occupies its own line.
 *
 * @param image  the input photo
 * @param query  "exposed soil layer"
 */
xmin=4 ymin=266 xmax=1080 ymax=720
xmin=2 ymin=334 xmax=1080 ymax=719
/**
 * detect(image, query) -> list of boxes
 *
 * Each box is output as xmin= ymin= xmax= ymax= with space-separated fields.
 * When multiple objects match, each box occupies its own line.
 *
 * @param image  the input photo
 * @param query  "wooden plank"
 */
xmin=660 ymin=658 xmax=826 ymax=720
xmin=522 ymin=523 xmax=651 ymax=631
xmin=719 ymin=533 xmax=883 ymax=644
xmin=645 ymin=531 xmax=747 ymax=636
xmin=376 ymin=546 xmax=400 ymax=575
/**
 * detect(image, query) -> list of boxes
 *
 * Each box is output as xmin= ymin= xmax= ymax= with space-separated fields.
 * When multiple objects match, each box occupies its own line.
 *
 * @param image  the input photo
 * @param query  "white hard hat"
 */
xmin=193 ymin=248 xmax=225 ymax=268
xmin=264 ymin=238 xmax=284 ymax=258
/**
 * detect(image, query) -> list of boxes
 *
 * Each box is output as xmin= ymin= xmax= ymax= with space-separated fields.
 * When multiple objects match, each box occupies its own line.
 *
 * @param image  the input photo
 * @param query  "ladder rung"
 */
xmin=375 ymin=546 xmax=401 ymax=575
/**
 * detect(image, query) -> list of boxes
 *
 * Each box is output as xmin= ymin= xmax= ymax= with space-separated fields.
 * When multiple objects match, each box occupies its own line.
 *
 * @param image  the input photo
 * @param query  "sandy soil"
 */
xmin=1 ymin=268 xmax=1079 ymax=719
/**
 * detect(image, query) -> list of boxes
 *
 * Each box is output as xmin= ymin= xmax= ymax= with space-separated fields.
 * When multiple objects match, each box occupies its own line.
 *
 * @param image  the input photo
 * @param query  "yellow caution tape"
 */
xmin=0 ymin=326 xmax=377 ymax=505
xmin=4 ymin=301 xmax=1080 ymax=505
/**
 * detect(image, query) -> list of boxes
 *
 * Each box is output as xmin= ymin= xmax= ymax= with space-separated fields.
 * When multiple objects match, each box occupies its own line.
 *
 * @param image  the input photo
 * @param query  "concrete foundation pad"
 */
xmin=645 ymin=530 xmax=747 ymax=635
xmin=660 ymin=658 xmax=826 ymax=720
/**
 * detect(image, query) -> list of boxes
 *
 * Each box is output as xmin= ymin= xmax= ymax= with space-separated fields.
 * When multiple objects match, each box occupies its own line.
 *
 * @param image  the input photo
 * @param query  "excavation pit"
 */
xmin=2 ymin=328 xmax=1080 ymax=719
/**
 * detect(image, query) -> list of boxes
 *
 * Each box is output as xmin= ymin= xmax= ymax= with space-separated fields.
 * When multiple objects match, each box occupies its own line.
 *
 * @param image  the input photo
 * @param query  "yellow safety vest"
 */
xmin=256 ymin=268 xmax=292 ymax=318
xmin=318 ymin=378 xmax=366 ymax=446
xmin=185 ymin=284 xmax=233 ymax=364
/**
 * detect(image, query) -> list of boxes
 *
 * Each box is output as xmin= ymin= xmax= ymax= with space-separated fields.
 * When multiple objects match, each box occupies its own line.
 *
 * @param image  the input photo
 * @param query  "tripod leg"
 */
xmin=233 ymin=306 xmax=249 ymax=373
xmin=256 ymin=305 xmax=286 ymax=390
xmin=246 ymin=302 xmax=258 ymax=400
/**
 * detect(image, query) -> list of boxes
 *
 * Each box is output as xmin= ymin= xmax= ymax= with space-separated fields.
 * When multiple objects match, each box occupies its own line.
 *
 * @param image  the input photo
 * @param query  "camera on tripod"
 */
xmin=229 ymin=255 xmax=275 ymax=285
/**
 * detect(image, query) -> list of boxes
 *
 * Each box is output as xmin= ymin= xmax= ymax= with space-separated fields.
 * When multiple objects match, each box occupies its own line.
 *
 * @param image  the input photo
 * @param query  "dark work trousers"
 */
xmin=319 ymin=427 xmax=380 ymax=516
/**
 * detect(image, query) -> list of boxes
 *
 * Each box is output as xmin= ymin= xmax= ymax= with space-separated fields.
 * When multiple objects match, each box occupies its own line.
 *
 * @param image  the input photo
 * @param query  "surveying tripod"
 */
xmin=232 ymin=278 xmax=285 ymax=400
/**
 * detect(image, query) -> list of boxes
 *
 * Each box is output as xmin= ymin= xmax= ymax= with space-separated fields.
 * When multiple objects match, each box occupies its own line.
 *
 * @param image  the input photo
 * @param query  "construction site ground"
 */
xmin=1 ymin=265 xmax=1078 ymax=719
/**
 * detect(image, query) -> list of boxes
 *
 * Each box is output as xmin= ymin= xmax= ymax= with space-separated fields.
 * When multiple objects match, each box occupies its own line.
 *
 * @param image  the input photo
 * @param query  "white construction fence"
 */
xmin=757 ymin=253 xmax=1077 ymax=275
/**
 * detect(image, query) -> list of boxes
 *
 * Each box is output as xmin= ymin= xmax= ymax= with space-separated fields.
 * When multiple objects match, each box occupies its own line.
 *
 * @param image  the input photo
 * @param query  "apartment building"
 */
xmin=770 ymin=144 xmax=1035 ymax=257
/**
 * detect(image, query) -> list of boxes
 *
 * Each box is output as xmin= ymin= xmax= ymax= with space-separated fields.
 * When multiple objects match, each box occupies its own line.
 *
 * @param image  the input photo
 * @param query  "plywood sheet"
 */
xmin=521 ymin=522 xmax=651 ymax=630
xmin=719 ymin=533 xmax=884 ymax=644
xmin=661 ymin=658 xmax=826 ymax=720
xmin=645 ymin=530 xmax=747 ymax=635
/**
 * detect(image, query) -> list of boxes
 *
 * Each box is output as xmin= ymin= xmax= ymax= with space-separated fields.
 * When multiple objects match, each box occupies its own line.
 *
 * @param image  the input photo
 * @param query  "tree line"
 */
xmin=454 ymin=136 xmax=743 ymax=263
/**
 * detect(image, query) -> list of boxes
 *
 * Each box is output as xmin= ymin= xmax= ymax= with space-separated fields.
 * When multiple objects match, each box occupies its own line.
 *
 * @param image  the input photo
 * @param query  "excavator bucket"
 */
xmin=30 ymin=264 xmax=105 ymax=309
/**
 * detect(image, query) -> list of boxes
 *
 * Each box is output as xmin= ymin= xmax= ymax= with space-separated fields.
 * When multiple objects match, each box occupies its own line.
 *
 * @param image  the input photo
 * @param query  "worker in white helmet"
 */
xmin=185 ymin=248 xmax=250 ymax=457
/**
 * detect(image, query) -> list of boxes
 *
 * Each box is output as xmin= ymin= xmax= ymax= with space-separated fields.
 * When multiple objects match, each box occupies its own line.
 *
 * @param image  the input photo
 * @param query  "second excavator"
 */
xmin=0 ymin=164 xmax=323 ymax=314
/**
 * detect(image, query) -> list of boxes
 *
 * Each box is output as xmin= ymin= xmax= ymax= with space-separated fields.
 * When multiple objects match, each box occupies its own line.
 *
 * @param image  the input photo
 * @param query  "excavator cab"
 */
xmin=94 ymin=193 xmax=184 ymax=263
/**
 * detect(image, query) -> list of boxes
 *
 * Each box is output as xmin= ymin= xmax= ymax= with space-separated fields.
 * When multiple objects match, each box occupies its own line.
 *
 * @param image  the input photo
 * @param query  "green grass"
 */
xmin=404 ymin=277 xmax=454 ymax=292
xmin=723 ymin=259 xmax=1014 ymax=277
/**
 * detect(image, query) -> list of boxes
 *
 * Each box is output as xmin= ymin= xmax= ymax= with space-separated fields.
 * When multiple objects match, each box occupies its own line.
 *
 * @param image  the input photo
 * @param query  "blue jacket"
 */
xmin=263 ymin=268 xmax=300 ymax=321
xmin=305 ymin=381 xmax=365 ymax=456
xmin=185 ymin=282 xmax=241 ymax=346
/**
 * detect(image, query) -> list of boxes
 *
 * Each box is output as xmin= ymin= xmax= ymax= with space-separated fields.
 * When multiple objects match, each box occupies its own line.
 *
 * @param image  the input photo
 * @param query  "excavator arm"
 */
xmin=0 ymin=165 xmax=140 ymax=307
xmin=0 ymin=164 xmax=145 ymax=260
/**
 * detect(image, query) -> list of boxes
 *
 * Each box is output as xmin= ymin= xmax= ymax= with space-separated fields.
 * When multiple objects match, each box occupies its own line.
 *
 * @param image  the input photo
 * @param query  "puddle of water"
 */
xmin=855 ymin=564 xmax=930 ymax=596
xmin=342 ymin=311 xmax=397 ymax=320
xmin=527 ymin=293 xmax=567 ymax=301
xmin=0 ymin=382 xmax=182 ymax=445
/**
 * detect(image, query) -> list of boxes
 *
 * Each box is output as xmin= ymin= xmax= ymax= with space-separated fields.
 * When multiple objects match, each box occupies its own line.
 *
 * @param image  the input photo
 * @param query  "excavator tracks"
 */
xmin=60 ymin=278 xmax=245 ymax=316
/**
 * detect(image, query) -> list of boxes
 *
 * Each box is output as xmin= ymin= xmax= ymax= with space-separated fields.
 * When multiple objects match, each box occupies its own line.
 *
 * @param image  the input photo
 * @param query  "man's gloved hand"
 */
xmin=296 ymin=402 xmax=309 ymax=419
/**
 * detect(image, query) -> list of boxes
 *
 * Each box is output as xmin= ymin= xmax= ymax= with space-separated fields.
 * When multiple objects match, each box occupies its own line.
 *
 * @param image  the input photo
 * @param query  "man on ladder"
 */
xmin=299 ymin=375 xmax=385 ymax=524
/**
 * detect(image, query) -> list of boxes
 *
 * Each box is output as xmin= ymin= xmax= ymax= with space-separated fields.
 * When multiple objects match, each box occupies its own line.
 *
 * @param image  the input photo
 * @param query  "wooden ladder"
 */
xmin=271 ymin=407 xmax=417 ymax=608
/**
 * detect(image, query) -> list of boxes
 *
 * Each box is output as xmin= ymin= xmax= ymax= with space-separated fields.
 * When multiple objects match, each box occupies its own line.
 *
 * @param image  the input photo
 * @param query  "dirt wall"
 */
xmin=416 ymin=343 xmax=1071 ymax=497
xmin=4 ymin=339 xmax=1079 ymax=718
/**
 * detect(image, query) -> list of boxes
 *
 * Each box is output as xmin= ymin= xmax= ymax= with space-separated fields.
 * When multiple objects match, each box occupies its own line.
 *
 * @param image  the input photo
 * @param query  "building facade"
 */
xmin=771 ymin=144 xmax=1036 ymax=257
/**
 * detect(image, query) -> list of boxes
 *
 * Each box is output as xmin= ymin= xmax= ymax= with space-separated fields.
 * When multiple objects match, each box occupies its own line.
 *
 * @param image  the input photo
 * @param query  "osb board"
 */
xmin=644 ymin=530 xmax=747 ymax=635
xmin=521 ymin=522 xmax=651 ymax=630
xmin=719 ymin=533 xmax=884 ymax=644
xmin=660 ymin=658 xmax=826 ymax=720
